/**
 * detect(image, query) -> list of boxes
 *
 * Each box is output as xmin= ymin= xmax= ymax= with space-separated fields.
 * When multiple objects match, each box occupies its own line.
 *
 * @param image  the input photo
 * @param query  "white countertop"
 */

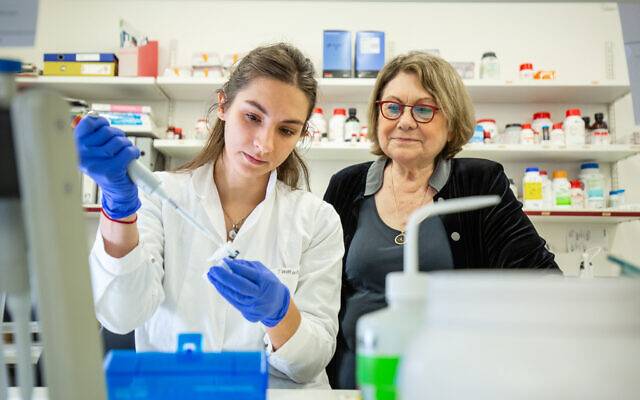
xmin=8 ymin=387 xmax=361 ymax=399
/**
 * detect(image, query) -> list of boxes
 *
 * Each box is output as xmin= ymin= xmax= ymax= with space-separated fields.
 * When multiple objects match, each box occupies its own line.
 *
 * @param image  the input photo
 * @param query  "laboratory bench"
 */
xmin=8 ymin=387 xmax=362 ymax=399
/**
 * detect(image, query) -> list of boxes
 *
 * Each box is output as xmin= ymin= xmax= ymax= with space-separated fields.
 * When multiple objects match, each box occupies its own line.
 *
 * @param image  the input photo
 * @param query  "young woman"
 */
xmin=75 ymin=43 xmax=344 ymax=388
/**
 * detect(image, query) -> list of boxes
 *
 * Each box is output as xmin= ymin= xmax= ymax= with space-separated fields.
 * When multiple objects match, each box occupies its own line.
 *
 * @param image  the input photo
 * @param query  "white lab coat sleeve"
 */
xmin=88 ymin=191 xmax=166 ymax=335
xmin=265 ymin=201 xmax=344 ymax=384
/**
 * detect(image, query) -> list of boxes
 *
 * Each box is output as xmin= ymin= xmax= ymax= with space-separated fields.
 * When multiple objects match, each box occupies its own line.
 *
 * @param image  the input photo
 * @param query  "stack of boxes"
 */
xmin=323 ymin=30 xmax=385 ymax=78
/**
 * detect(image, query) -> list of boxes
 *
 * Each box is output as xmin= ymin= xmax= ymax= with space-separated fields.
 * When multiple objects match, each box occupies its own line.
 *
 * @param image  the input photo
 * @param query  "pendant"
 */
xmin=394 ymin=232 xmax=405 ymax=246
xmin=228 ymin=225 xmax=239 ymax=241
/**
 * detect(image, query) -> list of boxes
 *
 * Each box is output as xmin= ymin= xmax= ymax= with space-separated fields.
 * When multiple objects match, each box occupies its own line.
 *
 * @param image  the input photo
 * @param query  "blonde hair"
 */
xmin=178 ymin=43 xmax=317 ymax=189
xmin=367 ymin=51 xmax=475 ymax=159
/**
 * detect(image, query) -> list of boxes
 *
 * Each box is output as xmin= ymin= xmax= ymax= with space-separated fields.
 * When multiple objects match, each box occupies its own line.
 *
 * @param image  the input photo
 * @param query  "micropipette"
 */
xmin=77 ymin=112 xmax=219 ymax=244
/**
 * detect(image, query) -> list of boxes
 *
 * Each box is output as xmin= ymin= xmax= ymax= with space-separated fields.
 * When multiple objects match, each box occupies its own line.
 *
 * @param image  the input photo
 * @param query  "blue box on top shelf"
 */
xmin=323 ymin=30 xmax=352 ymax=78
xmin=104 ymin=333 xmax=268 ymax=400
xmin=355 ymin=31 xmax=385 ymax=78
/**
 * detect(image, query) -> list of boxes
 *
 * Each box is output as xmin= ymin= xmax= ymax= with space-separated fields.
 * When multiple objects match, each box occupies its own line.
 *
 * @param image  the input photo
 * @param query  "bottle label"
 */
xmin=357 ymin=354 xmax=400 ymax=400
xmin=555 ymin=193 xmax=571 ymax=206
xmin=524 ymin=182 xmax=542 ymax=200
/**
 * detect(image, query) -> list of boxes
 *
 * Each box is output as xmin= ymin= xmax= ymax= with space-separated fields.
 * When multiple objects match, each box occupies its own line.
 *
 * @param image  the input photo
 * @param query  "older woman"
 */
xmin=323 ymin=51 xmax=558 ymax=389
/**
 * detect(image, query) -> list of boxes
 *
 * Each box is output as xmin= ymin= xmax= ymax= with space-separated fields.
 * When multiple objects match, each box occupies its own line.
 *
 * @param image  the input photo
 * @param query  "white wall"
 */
xmin=5 ymin=0 xmax=639 ymax=271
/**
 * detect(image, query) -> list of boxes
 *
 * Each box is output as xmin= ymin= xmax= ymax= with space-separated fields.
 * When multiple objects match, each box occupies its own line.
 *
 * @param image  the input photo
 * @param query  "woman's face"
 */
xmin=377 ymin=71 xmax=450 ymax=167
xmin=218 ymin=77 xmax=309 ymax=179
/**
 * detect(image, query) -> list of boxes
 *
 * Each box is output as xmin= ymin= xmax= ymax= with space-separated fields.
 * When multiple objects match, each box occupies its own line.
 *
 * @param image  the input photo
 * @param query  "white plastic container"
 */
xmin=476 ymin=119 xmax=498 ymax=142
xmin=550 ymin=122 xmax=564 ymax=145
xmin=194 ymin=118 xmax=208 ymax=140
xmin=399 ymin=272 xmax=640 ymax=400
xmin=329 ymin=108 xmax=346 ymax=142
xmin=552 ymin=170 xmax=571 ymax=208
xmin=479 ymin=52 xmax=500 ymax=79
xmin=504 ymin=123 xmax=522 ymax=144
xmin=531 ymin=112 xmax=552 ymax=139
xmin=564 ymin=108 xmax=586 ymax=145
xmin=523 ymin=167 xmax=543 ymax=209
xmin=470 ymin=125 xmax=484 ymax=144
xmin=540 ymin=170 xmax=553 ymax=209
xmin=308 ymin=107 xmax=327 ymax=142
xmin=580 ymin=162 xmax=605 ymax=209
xmin=356 ymin=272 xmax=428 ymax=400
xmin=520 ymin=123 xmax=535 ymax=145
xmin=519 ymin=63 xmax=533 ymax=80
xmin=609 ymin=189 xmax=626 ymax=208
xmin=570 ymin=179 xmax=585 ymax=209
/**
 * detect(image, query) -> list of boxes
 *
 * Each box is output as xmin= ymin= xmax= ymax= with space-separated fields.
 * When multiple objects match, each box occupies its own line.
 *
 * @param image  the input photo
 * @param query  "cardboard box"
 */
xmin=323 ymin=30 xmax=352 ymax=78
xmin=116 ymin=41 xmax=158 ymax=77
xmin=355 ymin=31 xmax=385 ymax=78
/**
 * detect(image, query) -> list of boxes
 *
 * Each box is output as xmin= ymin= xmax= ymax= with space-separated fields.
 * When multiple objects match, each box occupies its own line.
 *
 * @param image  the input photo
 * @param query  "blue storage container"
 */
xmin=104 ymin=333 xmax=268 ymax=400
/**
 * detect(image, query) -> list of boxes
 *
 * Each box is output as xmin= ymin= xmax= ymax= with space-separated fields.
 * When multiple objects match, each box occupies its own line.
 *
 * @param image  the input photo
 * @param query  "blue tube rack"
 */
xmin=104 ymin=333 xmax=268 ymax=400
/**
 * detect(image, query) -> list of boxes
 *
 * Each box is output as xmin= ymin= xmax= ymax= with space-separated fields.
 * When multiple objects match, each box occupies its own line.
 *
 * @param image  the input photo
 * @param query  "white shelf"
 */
xmin=153 ymin=140 xmax=640 ymax=163
xmin=525 ymin=209 xmax=640 ymax=224
xmin=460 ymin=143 xmax=640 ymax=163
xmin=16 ymin=76 xmax=629 ymax=104
xmin=16 ymin=76 xmax=166 ymax=101
xmin=156 ymin=76 xmax=225 ymax=101
xmin=154 ymin=139 xmax=205 ymax=159
xmin=317 ymin=78 xmax=630 ymax=104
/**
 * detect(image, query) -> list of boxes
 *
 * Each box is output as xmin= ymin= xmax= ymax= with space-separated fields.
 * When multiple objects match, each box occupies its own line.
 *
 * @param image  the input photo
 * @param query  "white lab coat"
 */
xmin=89 ymin=162 xmax=344 ymax=388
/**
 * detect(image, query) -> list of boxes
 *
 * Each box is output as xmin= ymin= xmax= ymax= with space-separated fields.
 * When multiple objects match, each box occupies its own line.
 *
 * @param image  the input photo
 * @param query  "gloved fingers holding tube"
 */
xmin=206 ymin=258 xmax=291 ymax=328
xmin=73 ymin=113 xmax=141 ymax=220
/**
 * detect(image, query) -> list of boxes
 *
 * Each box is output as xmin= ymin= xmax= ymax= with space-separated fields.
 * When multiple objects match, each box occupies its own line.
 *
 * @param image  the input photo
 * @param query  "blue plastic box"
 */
xmin=355 ymin=31 xmax=385 ymax=78
xmin=323 ymin=30 xmax=352 ymax=78
xmin=104 ymin=334 xmax=268 ymax=400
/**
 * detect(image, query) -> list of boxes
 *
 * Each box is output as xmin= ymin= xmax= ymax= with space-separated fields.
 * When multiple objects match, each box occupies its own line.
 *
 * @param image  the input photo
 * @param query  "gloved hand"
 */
xmin=207 ymin=258 xmax=291 ymax=328
xmin=74 ymin=115 xmax=141 ymax=219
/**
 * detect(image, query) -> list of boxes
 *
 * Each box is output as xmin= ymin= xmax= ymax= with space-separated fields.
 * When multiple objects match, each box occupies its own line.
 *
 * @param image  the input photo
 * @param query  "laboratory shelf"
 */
xmin=153 ymin=140 xmax=640 ymax=163
xmin=317 ymin=78 xmax=630 ymax=104
xmin=16 ymin=76 xmax=166 ymax=101
xmin=525 ymin=209 xmax=640 ymax=224
xmin=15 ymin=76 xmax=629 ymax=104
xmin=154 ymin=139 xmax=206 ymax=159
xmin=156 ymin=76 xmax=225 ymax=101
xmin=460 ymin=143 xmax=640 ymax=163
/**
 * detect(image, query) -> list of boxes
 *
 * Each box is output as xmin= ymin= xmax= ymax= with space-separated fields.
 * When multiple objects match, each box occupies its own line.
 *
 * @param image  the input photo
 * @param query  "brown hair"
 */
xmin=367 ymin=51 xmax=475 ymax=159
xmin=178 ymin=43 xmax=317 ymax=189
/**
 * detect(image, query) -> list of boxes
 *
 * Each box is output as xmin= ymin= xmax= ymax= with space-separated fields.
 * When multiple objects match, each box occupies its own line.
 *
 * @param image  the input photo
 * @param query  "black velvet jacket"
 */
xmin=323 ymin=157 xmax=558 ymax=388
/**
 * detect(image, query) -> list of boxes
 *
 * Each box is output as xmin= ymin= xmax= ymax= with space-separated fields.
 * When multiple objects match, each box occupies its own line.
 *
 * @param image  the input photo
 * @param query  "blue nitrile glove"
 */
xmin=207 ymin=258 xmax=291 ymax=328
xmin=74 ymin=115 xmax=141 ymax=219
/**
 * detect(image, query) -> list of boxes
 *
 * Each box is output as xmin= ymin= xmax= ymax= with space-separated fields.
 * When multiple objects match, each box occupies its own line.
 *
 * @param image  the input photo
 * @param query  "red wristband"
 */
xmin=101 ymin=209 xmax=138 ymax=224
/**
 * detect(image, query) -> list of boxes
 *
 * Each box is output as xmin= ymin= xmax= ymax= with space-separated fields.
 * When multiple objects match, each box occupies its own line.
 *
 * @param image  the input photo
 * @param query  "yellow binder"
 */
xmin=43 ymin=61 xmax=117 ymax=76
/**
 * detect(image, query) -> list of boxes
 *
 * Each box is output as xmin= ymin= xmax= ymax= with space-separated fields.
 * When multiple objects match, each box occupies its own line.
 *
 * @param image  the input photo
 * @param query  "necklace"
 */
xmin=222 ymin=208 xmax=251 ymax=241
xmin=390 ymin=166 xmax=429 ymax=246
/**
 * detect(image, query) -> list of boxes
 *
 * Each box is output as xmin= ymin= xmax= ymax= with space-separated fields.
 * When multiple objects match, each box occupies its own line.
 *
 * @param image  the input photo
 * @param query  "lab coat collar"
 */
xmin=190 ymin=162 xmax=278 ymax=200
xmin=190 ymin=162 xmax=278 ymax=242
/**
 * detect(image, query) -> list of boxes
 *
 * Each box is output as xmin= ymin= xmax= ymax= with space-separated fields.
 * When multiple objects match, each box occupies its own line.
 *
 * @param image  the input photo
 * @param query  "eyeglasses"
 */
xmin=376 ymin=100 xmax=440 ymax=124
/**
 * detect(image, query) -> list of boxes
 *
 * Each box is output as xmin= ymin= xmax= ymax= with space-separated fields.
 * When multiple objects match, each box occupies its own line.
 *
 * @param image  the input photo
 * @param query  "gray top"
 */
xmin=338 ymin=157 xmax=454 ymax=388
